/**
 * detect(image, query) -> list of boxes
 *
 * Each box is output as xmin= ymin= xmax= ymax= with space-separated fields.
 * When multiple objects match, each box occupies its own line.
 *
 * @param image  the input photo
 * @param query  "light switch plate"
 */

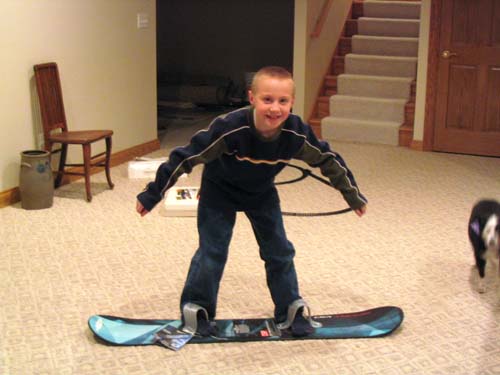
xmin=137 ymin=13 xmax=149 ymax=29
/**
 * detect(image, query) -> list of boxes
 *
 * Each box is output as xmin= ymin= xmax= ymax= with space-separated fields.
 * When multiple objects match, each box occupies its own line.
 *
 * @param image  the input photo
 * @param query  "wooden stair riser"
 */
xmin=352 ymin=1 xmax=363 ymax=19
xmin=345 ymin=19 xmax=358 ymax=37
xmin=325 ymin=75 xmax=337 ymax=87
xmin=332 ymin=56 xmax=345 ymax=75
xmin=405 ymin=102 xmax=415 ymax=126
xmin=325 ymin=89 xmax=337 ymax=96
xmin=399 ymin=125 xmax=413 ymax=147
xmin=317 ymin=97 xmax=330 ymax=118
xmin=323 ymin=75 xmax=337 ymax=96
xmin=339 ymin=37 xmax=352 ymax=56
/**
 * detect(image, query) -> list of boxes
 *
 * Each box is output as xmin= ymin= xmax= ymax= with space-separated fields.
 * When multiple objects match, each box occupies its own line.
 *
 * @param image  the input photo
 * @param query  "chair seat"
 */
xmin=49 ymin=130 xmax=113 ymax=144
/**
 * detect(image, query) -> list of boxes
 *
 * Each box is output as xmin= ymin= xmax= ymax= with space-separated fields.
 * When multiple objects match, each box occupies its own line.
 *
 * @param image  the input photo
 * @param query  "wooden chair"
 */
xmin=33 ymin=62 xmax=114 ymax=202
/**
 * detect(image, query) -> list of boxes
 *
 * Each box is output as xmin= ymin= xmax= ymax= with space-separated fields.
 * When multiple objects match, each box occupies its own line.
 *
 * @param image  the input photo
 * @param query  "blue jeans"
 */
xmin=180 ymin=202 xmax=301 ymax=322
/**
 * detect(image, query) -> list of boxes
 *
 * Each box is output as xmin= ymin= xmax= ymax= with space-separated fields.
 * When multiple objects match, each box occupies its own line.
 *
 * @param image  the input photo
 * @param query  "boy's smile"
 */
xmin=248 ymin=76 xmax=295 ymax=138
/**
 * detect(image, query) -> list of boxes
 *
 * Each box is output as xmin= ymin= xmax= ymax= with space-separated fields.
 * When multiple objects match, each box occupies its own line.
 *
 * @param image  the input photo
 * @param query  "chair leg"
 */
xmin=105 ymin=136 xmax=114 ymax=189
xmin=55 ymin=143 xmax=67 ymax=188
xmin=82 ymin=143 xmax=92 ymax=202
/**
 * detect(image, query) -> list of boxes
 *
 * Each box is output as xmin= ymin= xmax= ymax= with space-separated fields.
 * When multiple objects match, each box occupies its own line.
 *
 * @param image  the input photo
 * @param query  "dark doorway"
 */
xmin=156 ymin=0 xmax=294 ymax=145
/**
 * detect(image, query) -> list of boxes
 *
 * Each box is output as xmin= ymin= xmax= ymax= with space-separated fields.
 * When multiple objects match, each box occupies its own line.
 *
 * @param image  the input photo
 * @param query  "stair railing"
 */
xmin=310 ymin=0 xmax=334 ymax=38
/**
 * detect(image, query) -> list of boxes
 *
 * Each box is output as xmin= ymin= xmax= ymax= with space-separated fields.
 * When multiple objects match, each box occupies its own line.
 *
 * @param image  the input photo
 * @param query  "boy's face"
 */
xmin=248 ymin=75 xmax=295 ymax=138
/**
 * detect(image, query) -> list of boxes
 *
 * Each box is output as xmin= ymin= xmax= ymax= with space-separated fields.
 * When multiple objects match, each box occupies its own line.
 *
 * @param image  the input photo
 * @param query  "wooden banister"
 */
xmin=310 ymin=0 xmax=334 ymax=38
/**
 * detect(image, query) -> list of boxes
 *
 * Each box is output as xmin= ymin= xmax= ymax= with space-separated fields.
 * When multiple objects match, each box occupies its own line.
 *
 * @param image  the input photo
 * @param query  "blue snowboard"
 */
xmin=88 ymin=306 xmax=403 ymax=350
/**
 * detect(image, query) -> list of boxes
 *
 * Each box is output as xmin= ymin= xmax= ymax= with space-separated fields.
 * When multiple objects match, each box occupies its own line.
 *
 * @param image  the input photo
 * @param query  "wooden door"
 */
xmin=433 ymin=0 xmax=500 ymax=157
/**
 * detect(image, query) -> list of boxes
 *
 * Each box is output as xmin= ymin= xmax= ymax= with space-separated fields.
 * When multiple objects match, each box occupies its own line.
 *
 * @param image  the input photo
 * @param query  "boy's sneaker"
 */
xmin=290 ymin=307 xmax=314 ymax=337
xmin=195 ymin=311 xmax=217 ymax=337
xmin=182 ymin=303 xmax=218 ymax=337
xmin=277 ymin=299 xmax=316 ymax=337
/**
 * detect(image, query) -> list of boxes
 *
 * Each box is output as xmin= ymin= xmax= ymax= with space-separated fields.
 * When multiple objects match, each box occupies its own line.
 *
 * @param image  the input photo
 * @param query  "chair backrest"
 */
xmin=34 ymin=63 xmax=68 ymax=146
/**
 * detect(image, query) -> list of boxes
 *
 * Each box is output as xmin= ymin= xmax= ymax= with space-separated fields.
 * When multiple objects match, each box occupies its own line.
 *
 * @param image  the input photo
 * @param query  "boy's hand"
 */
xmin=354 ymin=205 xmax=367 ymax=217
xmin=136 ymin=200 xmax=149 ymax=217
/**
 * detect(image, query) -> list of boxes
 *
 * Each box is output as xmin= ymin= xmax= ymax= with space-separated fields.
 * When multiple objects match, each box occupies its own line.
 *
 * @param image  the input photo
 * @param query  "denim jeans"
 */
xmin=180 ymin=201 xmax=301 ymax=322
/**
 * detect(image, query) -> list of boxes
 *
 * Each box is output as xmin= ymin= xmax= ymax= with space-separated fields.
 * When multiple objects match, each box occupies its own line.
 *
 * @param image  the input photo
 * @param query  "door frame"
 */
xmin=422 ymin=0 xmax=441 ymax=151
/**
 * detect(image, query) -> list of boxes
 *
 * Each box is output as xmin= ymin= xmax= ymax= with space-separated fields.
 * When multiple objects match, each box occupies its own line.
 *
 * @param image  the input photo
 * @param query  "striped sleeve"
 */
xmin=293 ymin=126 xmax=367 ymax=210
xmin=137 ymin=118 xmax=229 ymax=211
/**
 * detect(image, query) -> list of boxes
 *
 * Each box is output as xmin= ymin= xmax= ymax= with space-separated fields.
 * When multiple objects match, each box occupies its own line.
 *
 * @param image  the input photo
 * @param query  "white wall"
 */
xmin=304 ymin=0 xmax=352 ymax=120
xmin=0 ymin=0 xmax=157 ymax=192
xmin=294 ymin=0 xmax=356 ymax=120
xmin=293 ymin=0 xmax=308 ymax=118
xmin=413 ymin=0 xmax=431 ymax=141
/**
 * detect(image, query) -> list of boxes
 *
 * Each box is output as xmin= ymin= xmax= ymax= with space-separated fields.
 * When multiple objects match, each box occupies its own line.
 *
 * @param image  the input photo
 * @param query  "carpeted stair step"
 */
xmin=358 ymin=17 xmax=420 ymax=37
xmin=337 ymin=74 xmax=413 ymax=99
xmin=352 ymin=35 xmax=418 ymax=57
xmin=329 ymin=95 xmax=407 ymax=123
xmin=345 ymin=54 xmax=417 ymax=77
xmin=313 ymin=0 xmax=421 ymax=145
xmin=321 ymin=117 xmax=401 ymax=145
xmin=363 ymin=1 xmax=421 ymax=19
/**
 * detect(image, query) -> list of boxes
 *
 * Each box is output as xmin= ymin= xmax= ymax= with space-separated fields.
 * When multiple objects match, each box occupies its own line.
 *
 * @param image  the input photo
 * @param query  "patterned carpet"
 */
xmin=1 ymin=132 xmax=500 ymax=374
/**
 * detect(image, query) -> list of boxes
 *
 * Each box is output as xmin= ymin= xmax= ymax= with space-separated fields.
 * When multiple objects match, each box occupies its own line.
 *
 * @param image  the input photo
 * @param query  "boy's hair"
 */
xmin=251 ymin=66 xmax=295 ymax=95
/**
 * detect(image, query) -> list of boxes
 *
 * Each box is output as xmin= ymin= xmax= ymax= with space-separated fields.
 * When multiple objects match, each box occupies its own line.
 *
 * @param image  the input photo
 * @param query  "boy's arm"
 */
xmin=136 ymin=120 xmax=228 ymax=212
xmin=294 ymin=126 xmax=367 ymax=211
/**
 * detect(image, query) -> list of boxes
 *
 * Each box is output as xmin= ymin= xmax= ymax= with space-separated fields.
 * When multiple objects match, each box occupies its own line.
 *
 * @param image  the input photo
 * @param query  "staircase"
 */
xmin=310 ymin=0 xmax=421 ymax=146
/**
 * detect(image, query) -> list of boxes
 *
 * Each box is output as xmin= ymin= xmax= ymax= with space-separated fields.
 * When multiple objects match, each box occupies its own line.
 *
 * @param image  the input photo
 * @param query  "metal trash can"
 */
xmin=19 ymin=150 xmax=54 ymax=210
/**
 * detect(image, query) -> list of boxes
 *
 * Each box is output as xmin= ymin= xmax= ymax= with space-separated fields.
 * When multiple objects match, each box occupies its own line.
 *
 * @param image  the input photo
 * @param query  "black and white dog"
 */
xmin=468 ymin=199 xmax=500 ymax=293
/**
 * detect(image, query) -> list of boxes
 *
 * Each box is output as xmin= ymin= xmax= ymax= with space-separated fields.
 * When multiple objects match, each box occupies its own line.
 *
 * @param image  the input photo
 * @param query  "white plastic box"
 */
xmin=127 ymin=157 xmax=167 ymax=179
xmin=160 ymin=186 xmax=199 ymax=217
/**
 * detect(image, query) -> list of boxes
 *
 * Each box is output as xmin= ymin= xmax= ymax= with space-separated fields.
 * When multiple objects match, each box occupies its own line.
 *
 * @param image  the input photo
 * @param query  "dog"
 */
xmin=468 ymin=199 xmax=500 ymax=293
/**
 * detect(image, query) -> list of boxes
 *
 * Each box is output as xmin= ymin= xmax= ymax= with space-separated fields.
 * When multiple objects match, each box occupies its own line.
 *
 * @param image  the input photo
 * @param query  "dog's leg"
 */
xmin=478 ymin=278 xmax=486 ymax=293
xmin=475 ymin=256 xmax=487 ymax=293
xmin=470 ymin=220 xmax=486 ymax=293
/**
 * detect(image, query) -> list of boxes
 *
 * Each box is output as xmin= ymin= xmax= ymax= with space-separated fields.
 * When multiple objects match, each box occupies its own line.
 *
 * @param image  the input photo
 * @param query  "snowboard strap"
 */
xmin=155 ymin=303 xmax=209 ymax=351
xmin=277 ymin=299 xmax=322 ymax=330
xmin=182 ymin=303 xmax=209 ymax=334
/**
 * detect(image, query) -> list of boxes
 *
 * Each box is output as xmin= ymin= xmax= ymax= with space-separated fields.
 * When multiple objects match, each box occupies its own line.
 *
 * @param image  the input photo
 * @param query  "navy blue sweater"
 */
xmin=137 ymin=106 xmax=367 ymax=212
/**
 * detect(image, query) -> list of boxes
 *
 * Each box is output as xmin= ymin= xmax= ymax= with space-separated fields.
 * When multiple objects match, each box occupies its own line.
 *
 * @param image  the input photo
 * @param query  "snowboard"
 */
xmin=88 ymin=306 xmax=403 ymax=351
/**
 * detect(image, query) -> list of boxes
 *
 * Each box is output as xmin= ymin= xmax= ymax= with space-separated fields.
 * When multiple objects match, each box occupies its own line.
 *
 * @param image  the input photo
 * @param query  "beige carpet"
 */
xmin=1 ymin=134 xmax=500 ymax=374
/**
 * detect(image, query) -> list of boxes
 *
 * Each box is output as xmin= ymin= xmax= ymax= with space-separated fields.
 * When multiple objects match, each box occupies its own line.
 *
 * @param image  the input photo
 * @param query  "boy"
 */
xmin=136 ymin=66 xmax=367 ymax=336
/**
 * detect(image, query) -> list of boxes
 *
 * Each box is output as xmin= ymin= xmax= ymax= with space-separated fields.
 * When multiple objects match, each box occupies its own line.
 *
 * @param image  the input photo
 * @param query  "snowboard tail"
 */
xmin=89 ymin=306 xmax=403 ymax=350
